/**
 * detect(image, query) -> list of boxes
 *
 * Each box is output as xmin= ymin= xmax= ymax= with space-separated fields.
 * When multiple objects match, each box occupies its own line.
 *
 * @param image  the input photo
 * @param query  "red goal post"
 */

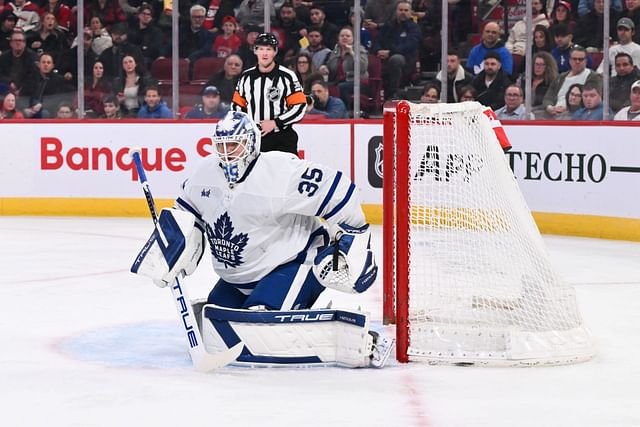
xmin=383 ymin=101 xmax=595 ymax=366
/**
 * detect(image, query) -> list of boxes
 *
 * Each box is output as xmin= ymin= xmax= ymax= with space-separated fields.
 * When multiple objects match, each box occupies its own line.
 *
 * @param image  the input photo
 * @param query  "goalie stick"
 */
xmin=129 ymin=148 xmax=243 ymax=372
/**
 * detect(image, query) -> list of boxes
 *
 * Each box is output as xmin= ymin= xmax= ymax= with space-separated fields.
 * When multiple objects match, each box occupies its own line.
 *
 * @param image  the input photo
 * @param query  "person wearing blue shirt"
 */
xmin=137 ymin=86 xmax=173 ymax=119
xmin=466 ymin=21 xmax=514 ymax=76
xmin=308 ymin=80 xmax=348 ymax=118
xmin=572 ymin=81 xmax=613 ymax=120
xmin=184 ymin=85 xmax=228 ymax=119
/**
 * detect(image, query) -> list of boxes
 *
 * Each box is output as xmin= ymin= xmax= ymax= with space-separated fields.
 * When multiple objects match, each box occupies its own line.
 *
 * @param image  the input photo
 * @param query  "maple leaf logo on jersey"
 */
xmin=206 ymin=213 xmax=249 ymax=268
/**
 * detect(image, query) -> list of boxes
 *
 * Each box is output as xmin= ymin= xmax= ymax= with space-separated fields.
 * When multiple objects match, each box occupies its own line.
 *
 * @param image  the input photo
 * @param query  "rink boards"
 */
xmin=0 ymin=119 xmax=639 ymax=241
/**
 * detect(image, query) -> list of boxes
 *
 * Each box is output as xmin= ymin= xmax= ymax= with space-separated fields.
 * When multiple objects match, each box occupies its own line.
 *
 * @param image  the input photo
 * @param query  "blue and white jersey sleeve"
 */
xmin=285 ymin=160 xmax=366 ymax=228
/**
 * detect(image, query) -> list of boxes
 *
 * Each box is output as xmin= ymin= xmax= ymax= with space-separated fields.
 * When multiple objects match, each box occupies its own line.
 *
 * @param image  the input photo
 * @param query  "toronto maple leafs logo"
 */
xmin=206 ymin=212 xmax=249 ymax=268
xmin=201 ymin=189 xmax=211 ymax=198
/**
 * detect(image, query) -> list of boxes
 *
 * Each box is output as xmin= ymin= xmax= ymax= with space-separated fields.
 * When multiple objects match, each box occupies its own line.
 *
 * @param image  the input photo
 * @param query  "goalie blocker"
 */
xmin=199 ymin=304 xmax=394 ymax=368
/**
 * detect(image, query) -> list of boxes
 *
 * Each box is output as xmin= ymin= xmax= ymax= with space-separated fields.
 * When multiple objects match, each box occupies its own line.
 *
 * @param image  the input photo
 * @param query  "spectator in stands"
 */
xmin=22 ymin=53 xmax=72 ymax=118
xmin=551 ymin=24 xmax=592 ymax=73
xmin=414 ymin=0 xmax=442 ymax=72
xmin=100 ymin=94 xmax=122 ymax=118
xmin=514 ymin=24 xmax=553 ymax=76
xmin=556 ymin=83 xmax=584 ymax=120
xmin=292 ymin=0 xmax=311 ymax=26
xmin=175 ymin=5 xmax=214 ymax=61
xmin=609 ymin=52 xmax=640 ymax=111
xmin=99 ymin=22 xmax=143 ymax=78
xmin=506 ymin=0 xmax=550 ymax=55
xmin=622 ymin=0 xmax=640 ymax=42
xmin=572 ymin=80 xmax=612 ymax=119
xmin=309 ymin=5 xmax=338 ymax=49
xmin=0 ymin=91 xmax=23 ymax=118
xmin=322 ymin=26 xmax=369 ymax=106
xmin=471 ymin=51 xmax=512 ymax=110
xmin=0 ymin=29 xmax=38 ymax=95
xmin=373 ymin=0 xmax=421 ymax=99
xmin=237 ymin=0 xmax=276 ymax=29
xmin=363 ymin=0 xmax=396 ymax=32
xmin=466 ymin=21 xmax=513 ymax=76
xmin=202 ymin=0 xmax=236 ymax=34
xmin=85 ymin=0 xmax=126 ymax=31
xmin=85 ymin=60 xmax=112 ymax=117
xmin=184 ymin=85 xmax=227 ymax=118
xmin=320 ymin=0 xmax=349 ymax=28
xmin=7 ymin=0 xmax=40 ymax=33
xmin=495 ymin=84 xmax=535 ymax=120
xmin=210 ymin=16 xmax=242 ymax=59
xmin=307 ymin=79 xmax=347 ymax=118
xmin=420 ymin=83 xmax=440 ymax=103
xmin=112 ymin=54 xmax=152 ymax=116
xmin=293 ymin=52 xmax=321 ymax=92
xmin=59 ymin=28 xmax=99 ymax=85
xmin=137 ymin=85 xmax=172 ymax=118
xmin=42 ymin=0 xmax=72 ymax=33
xmin=89 ymin=16 xmax=114 ymax=56
xmin=614 ymin=79 xmax=640 ymax=119
xmin=237 ymin=24 xmax=260 ymax=70
xmin=526 ymin=51 xmax=559 ymax=115
xmin=574 ymin=0 xmax=619 ymax=49
xmin=458 ymin=85 xmax=478 ymax=102
xmin=579 ymin=0 xmax=623 ymax=17
xmin=533 ymin=25 xmax=553 ymax=54
xmin=205 ymin=53 xmax=243 ymax=104
xmin=549 ymin=0 xmax=577 ymax=36
xmin=434 ymin=50 xmax=473 ymax=102
xmin=55 ymin=101 xmax=75 ymax=118
xmin=128 ymin=4 xmax=164 ymax=69
xmin=272 ymin=2 xmax=306 ymax=64
xmin=598 ymin=18 xmax=640 ymax=75
xmin=299 ymin=28 xmax=331 ymax=70
xmin=350 ymin=8 xmax=372 ymax=51
xmin=543 ymin=45 xmax=602 ymax=117
xmin=0 ymin=10 xmax=18 ymax=52
xmin=26 ymin=13 xmax=68 ymax=64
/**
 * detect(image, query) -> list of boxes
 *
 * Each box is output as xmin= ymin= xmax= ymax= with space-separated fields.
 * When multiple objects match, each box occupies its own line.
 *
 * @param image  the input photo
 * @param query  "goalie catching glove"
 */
xmin=313 ymin=223 xmax=378 ymax=294
xmin=131 ymin=208 xmax=205 ymax=287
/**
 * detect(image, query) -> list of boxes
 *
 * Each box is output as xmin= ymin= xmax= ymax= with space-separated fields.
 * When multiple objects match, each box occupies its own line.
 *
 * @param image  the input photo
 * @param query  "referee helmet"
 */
xmin=255 ymin=33 xmax=279 ymax=49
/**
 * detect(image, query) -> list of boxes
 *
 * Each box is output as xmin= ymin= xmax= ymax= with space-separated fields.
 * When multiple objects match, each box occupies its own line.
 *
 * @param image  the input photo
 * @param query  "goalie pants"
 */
xmin=207 ymin=258 xmax=325 ymax=310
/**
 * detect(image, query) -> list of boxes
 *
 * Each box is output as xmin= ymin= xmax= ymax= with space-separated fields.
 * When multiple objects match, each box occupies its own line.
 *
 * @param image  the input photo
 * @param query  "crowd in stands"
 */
xmin=1 ymin=0 xmax=640 ymax=120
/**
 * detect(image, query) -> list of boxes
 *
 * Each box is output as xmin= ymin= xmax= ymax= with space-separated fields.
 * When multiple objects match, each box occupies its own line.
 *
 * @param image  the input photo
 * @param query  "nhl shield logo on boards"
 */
xmin=267 ymin=87 xmax=281 ymax=102
xmin=206 ymin=212 xmax=249 ymax=268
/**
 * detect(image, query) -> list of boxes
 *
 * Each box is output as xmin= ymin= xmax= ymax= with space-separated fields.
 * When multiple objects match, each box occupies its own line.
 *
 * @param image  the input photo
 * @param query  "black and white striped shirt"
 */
xmin=232 ymin=64 xmax=307 ymax=132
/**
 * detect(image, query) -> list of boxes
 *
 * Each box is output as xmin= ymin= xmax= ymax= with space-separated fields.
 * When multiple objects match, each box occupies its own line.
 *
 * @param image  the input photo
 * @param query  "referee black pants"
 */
xmin=260 ymin=128 xmax=299 ymax=156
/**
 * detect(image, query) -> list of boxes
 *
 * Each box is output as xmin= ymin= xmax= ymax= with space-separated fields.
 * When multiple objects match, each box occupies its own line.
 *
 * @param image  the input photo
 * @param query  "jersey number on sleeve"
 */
xmin=298 ymin=167 xmax=323 ymax=197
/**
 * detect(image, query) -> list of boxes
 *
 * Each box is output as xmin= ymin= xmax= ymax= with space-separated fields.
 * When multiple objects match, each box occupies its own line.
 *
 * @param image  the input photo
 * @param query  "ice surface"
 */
xmin=1 ymin=217 xmax=639 ymax=427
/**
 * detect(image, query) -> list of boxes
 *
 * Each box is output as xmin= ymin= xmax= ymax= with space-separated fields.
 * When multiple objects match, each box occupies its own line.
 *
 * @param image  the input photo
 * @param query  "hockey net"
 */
xmin=383 ymin=101 xmax=594 ymax=366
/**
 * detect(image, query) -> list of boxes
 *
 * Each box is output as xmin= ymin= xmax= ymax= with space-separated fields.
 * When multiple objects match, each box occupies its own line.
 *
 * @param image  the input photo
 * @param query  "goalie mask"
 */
xmin=213 ymin=111 xmax=261 ymax=186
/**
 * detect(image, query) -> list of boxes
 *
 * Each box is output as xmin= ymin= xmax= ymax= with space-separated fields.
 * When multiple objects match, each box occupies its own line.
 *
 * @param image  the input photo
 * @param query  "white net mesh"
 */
xmin=399 ymin=102 xmax=594 ymax=365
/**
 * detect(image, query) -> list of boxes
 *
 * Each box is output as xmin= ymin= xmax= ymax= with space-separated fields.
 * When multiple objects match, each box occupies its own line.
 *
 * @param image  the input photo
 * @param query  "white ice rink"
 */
xmin=1 ymin=216 xmax=639 ymax=427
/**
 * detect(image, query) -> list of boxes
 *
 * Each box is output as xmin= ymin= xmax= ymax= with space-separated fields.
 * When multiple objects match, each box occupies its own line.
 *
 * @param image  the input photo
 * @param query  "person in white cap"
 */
xmin=614 ymin=80 xmax=640 ymax=120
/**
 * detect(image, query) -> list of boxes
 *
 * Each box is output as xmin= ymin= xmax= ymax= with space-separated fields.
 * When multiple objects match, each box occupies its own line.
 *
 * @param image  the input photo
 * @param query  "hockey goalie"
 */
xmin=132 ymin=111 xmax=393 ymax=368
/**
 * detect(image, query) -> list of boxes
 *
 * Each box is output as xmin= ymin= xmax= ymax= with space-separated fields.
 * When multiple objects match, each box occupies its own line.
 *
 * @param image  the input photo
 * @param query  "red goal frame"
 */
xmin=382 ymin=101 xmax=411 ymax=363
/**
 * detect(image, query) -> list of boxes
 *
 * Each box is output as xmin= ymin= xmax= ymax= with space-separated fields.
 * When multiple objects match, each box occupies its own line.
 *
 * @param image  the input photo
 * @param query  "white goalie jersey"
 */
xmin=176 ymin=151 xmax=366 ymax=284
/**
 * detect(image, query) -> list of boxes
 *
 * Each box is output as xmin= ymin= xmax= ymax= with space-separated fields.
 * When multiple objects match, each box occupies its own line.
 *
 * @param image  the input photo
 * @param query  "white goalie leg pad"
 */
xmin=313 ymin=224 xmax=378 ymax=294
xmin=131 ymin=208 xmax=205 ymax=287
xmin=200 ymin=305 xmax=381 ymax=368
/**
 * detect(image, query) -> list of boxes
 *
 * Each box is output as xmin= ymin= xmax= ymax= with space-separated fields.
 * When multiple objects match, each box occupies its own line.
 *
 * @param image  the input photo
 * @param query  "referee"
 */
xmin=231 ymin=33 xmax=306 ymax=155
